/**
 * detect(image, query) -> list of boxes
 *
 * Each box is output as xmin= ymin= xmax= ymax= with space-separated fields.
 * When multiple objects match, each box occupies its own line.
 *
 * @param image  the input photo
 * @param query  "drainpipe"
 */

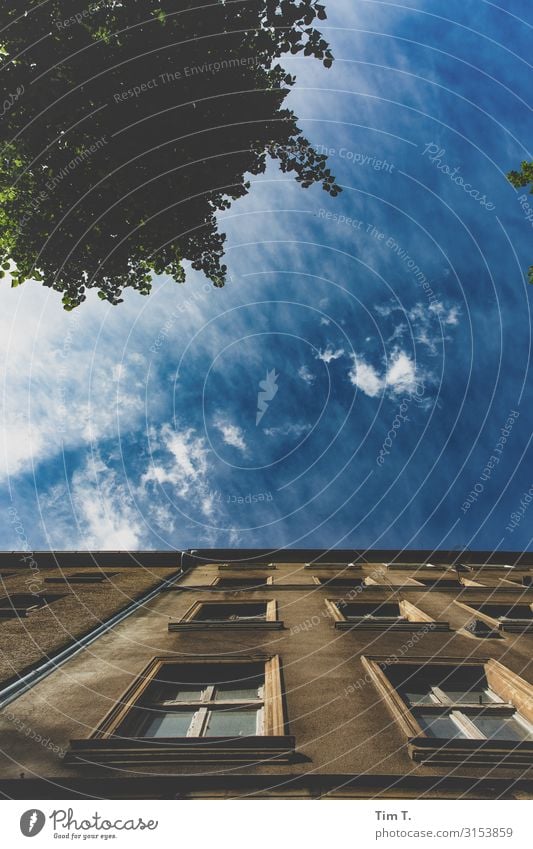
xmin=0 ymin=563 xmax=185 ymax=711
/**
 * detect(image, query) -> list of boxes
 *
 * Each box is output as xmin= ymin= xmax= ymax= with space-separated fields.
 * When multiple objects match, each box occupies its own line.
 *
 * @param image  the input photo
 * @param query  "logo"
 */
xmin=256 ymin=369 xmax=279 ymax=425
xmin=20 ymin=810 xmax=46 ymax=837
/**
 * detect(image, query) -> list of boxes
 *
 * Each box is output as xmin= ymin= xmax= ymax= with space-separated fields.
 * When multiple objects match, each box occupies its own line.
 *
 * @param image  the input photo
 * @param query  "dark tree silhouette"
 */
xmin=507 ymin=160 xmax=533 ymax=284
xmin=0 ymin=0 xmax=340 ymax=308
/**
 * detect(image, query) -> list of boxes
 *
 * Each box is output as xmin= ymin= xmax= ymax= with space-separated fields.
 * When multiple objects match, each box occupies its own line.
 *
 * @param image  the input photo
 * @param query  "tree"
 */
xmin=507 ymin=160 xmax=533 ymax=284
xmin=0 ymin=0 xmax=340 ymax=308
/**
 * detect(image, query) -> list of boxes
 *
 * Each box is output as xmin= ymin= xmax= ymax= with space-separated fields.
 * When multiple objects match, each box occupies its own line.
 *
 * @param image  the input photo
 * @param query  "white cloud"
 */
xmin=384 ymin=350 xmax=418 ymax=394
xmin=349 ymin=349 xmax=422 ymax=398
xmin=142 ymin=424 xmax=211 ymax=496
xmin=316 ymin=345 xmax=345 ymax=363
xmin=213 ymin=416 xmax=247 ymax=452
xmin=348 ymin=357 xmax=383 ymax=397
xmin=263 ymin=423 xmax=311 ymax=438
xmin=41 ymin=456 xmax=144 ymax=549
xmin=298 ymin=364 xmax=316 ymax=384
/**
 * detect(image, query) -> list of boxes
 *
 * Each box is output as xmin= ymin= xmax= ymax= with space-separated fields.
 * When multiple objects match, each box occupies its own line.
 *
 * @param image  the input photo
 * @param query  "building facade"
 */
xmin=0 ymin=549 xmax=532 ymax=799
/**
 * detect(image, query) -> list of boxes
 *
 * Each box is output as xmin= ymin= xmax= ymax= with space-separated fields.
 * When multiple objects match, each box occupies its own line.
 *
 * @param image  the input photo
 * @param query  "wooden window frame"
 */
xmin=210 ymin=576 xmax=274 ymax=588
xmin=455 ymin=599 xmax=533 ymax=633
xmin=67 ymin=655 xmax=293 ymax=764
xmin=326 ymin=598 xmax=449 ymax=631
xmin=169 ymin=599 xmax=282 ymax=630
xmin=362 ymin=655 xmax=533 ymax=765
xmin=217 ymin=562 xmax=276 ymax=570
xmin=0 ymin=592 xmax=63 ymax=618
xmin=312 ymin=576 xmax=367 ymax=588
xmin=45 ymin=571 xmax=118 ymax=585
xmin=304 ymin=562 xmax=361 ymax=570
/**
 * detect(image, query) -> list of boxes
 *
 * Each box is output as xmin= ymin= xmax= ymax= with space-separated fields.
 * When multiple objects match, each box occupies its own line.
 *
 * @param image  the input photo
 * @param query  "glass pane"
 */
xmin=472 ymin=712 xmax=533 ymax=742
xmin=437 ymin=670 xmax=495 ymax=704
xmin=442 ymin=688 xmax=496 ymax=705
xmin=204 ymin=709 xmax=259 ymax=737
xmin=414 ymin=710 xmax=467 ymax=739
xmin=196 ymin=603 xmax=266 ymax=621
xmin=141 ymin=710 xmax=194 ymax=738
xmin=171 ymin=687 xmax=205 ymax=702
xmin=214 ymin=683 xmax=262 ymax=701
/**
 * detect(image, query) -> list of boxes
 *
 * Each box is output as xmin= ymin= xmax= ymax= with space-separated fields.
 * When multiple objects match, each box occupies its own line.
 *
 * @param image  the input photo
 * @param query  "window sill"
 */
xmin=66 ymin=735 xmax=295 ymax=765
xmin=334 ymin=620 xmax=449 ymax=631
xmin=408 ymin=737 xmax=533 ymax=766
xmin=168 ymin=620 xmax=284 ymax=631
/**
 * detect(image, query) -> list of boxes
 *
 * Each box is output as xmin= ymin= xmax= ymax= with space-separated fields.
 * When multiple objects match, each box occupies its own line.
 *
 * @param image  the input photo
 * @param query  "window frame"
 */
xmin=362 ymin=655 xmax=533 ymax=765
xmin=210 ymin=576 xmax=274 ymax=589
xmin=67 ymin=655 xmax=293 ymax=764
xmin=0 ymin=592 xmax=63 ymax=617
xmin=455 ymin=599 xmax=533 ymax=633
xmin=327 ymin=598 xmax=448 ymax=631
xmin=217 ymin=562 xmax=276 ymax=570
xmin=169 ymin=598 xmax=282 ymax=630
xmin=45 ymin=571 xmax=118 ymax=584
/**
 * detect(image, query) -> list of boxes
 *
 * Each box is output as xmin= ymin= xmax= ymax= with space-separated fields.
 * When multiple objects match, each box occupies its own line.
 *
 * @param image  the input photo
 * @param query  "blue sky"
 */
xmin=1 ymin=0 xmax=532 ymax=554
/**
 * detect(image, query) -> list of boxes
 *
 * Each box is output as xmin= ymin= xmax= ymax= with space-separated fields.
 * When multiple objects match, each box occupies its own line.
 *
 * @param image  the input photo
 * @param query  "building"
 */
xmin=0 ymin=549 xmax=532 ymax=799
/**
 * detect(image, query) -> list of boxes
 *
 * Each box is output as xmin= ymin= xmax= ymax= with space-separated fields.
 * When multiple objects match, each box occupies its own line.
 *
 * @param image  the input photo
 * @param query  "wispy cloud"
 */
xmin=316 ymin=345 xmax=345 ymax=363
xmin=298 ymin=364 xmax=316 ymax=384
xmin=263 ymin=423 xmax=311 ymax=438
xmin=213 ymin=416 xmax=247 ymax=453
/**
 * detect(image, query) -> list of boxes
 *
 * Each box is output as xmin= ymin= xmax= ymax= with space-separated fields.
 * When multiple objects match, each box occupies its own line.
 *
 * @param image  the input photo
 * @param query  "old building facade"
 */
xmin=0 ymin=549 xmax=532 ymax=799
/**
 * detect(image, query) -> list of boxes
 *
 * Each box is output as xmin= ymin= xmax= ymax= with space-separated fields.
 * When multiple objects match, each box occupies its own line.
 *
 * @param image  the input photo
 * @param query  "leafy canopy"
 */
xmin=507 ymin=160 xmax=533 ymax=284
xmin=0 ymin=0 xmax=340 ymax=308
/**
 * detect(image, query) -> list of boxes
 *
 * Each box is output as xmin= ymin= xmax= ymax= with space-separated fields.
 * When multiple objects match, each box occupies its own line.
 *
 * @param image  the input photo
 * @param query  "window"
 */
xmin=45 ymin=571 xmax=118 ymax=584
xmin=218 ymin=562 xmax=276 ymax=570
xmin=305 ymin=561 xmax=359 ymax=570
xmin=0 ymin=593 xmax=62 ymax=618
xmin=363 ymin=657 xmax=533 ymax=765
xmin=169 ymin=599 xmax=281 ymax=630
xmin=456 ymin=601 xmax=533 ymax=633
xmin=212 ymin=577 xmax=272 ymax=589
xmin=314 ymin=577 xmax=366 ymax=588
xmin=67 ymin=656 xmax=293 ymax=764
xmin=327 ymin=598 xmax=448 ymax=630
xmin=414 ymin=578 xmax=463 ymax=589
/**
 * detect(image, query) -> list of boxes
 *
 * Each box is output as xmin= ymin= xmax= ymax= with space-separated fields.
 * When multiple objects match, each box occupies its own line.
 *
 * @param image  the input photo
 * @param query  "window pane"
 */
xmin=214 ymin=683 xmax=262 ymax=701
xmin=141 ymin=710 xmax=194 ymax=738
xmin=204 ymin=708 xmax=259 ymax=737
xmin=472 ymin=712 xmax=533 ymax=742
xmin=414 ymin=710 xmax=467 ymax=739
xmin=195 ymin=603 xmax=266 ymax=621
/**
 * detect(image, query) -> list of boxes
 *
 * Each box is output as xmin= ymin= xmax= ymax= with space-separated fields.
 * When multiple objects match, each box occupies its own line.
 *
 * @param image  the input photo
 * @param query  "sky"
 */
xmin=1 ymin=0 xmax=532 ymax=555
